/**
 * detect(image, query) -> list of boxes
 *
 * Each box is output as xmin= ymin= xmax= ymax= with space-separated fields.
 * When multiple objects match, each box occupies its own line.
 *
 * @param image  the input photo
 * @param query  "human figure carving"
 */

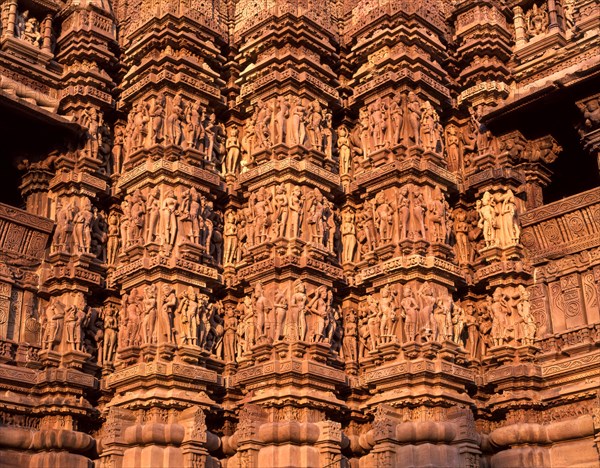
xmin=223 ymin=305 xmax=237 ymax=363
xmin=225 ymin=126 xmax=241 ymax=174
xmin=166 ymin=94 xmax=184 ymax=146
xmin=161 ymin=285 xmax=177 ymax=344
xmin=490 ymin=289 xmax=509 ymax=346
xmin=401 ymin=287 xmax=419 ymax=342
xmin=477 ymin=191 xmax=497 ymax=248
xmin=404 ymin=92 xmax=421 ymax=146
xmin=338 ymin=126 xmax=352 ymax=176
xmin=142 ymin=284 xmax=158 ymax=345
xmin=343 ymin=309 xmax=358 ymax=362
xmin=148 ymin=93 xmax=166 ymax=145
xmin=177 ymin=287 xmax=200 ymax=346
xmin=290 ymin=280 xmax=308 ymax=341
xmin=161 ymin=190 xmax=178 ymax=251
xmin=288 ymin=186 xmax=304 ymax=238
xmin=273 ymin=289 xmax=288 ymax=341
xmin=374 ymin=191 xmax=393 ymax=245
xmin=341 ymin=210 xmax=356 ymax=264
xmin=73 ymin=198 xmax=93 ymax=254
xmin=516 ymin=286 xmax=536 ymax=345
xmin=273 ymin=185 xmax=289 ymax=239
xmin=102 ymin=304 xmax=118 ymax=364
xmin=42 ymin=297 xmax=64 ymax=351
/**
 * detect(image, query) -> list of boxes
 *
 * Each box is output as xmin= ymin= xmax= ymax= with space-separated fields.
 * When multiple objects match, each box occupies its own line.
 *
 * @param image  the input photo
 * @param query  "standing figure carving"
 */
xmin=401 ymin=287 xmax=419 ymax=342
xmin=341 ymin=210 xmax=356 ymax=264
xmin=225 ymin=126 xmax=241 ymax=174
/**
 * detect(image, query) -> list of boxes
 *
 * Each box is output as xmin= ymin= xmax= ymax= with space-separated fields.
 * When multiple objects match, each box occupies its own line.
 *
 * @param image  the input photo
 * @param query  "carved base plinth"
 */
xmin=515 ymin=345 xmax=539 ymax=362
xmin=422 ymin=150 xmax=445 ymax=167
xmin=117 ymin=346 xmax=141 ymax=367
xmin=177 ymin=345 xmax=201 ymax=364
xmin=141 ymin=343 xmax=158 ymax=362
xmin=252 ymin=341 xmax=273 ymax=362
xmin=378 ymin=336 xmax=401 ymax=361
xmin=273 ymin=341 xmax=290 ymax=360
xmin=158 ymin=343 xmax=176 ymax=361
xmin=472 ymin=151 xmax=496 ymax=170
xmin=502 ymin=244 xmax=524 ymax=261
xmin=77 ymin=155 xmax=104 ymax=173
xmin=290 ymin=341 xmax=308 ymax=359
xmin=360 ymin=350 xmax=382 ymax=369
xmin=374 ymin=243 xmax=395 ymax=261
xmin=429 ymin=242 xmax=453 ymax=260
xmin=102 ymin=362 xmax=115 ymax=376
xmin=179 ymin=242 xmax=208 ymax=263
xmin=344 ymin=361 xmax=359 ymax=375
xmin=486 ymin=345 xmax=517 ymax=364
xmin=479 ymin=245 xmax=503 ymax=262
xmin=307 ymin=341 xmax=329 ymax=363
xmin=38 ymin=349 xmax=61 ymax=368
xmin=62 ymin=349 xmax=90 ymax=370
xmin=420 ymin=341 xmax=442 ymax=359
xmin=403 ymin=342 xmax=420 ymax=359
xmin=122 ymin=244 xmax=145 ymax=262
xmin=370 ymin=148 xmax=393 ymax=167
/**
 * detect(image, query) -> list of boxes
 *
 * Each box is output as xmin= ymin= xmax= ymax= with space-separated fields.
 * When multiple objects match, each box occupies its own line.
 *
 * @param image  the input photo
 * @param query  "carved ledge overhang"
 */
xmin=457 ymin=81 xmax=511 ymax=108
xmin=343 ymin=0 xmax=448 ymax=46
xmin=35 ymin=366 xmax=97 ymax=392
xmin=531 ymin=246 xmax=600 ymax=286
xmin=541 ymin=350 xmax=600 ymax=387
xmin=234 ymin=2 xmax=338 ymax=46
xmin=472 ymin=258 xmax=532 ymax=287
xmin=513 ymin=37 xmax=600 ymax=88
xmin=465 ymin=166 xmax=525 ymax=195
xmin=119 ymin=67 xmax=224 ymax=108
xmin=123 ymin=3 xmax=227 ymax=44
xmin=237 ymin=67 xmax=340 ymax=105
xmin=116 ymin=157 xmax=224 ymax=195
xmin=354 ymin=253 xmax=462 ymax=288
xmin=238 ymin=156 xmax=341 ymax=194
xmin=0 ymin=203 xmax=53 ymax=263
xmin=107 ymin=253 xmax=221 ymax=290
xmin=41 ymin=254 xmax=105 ymax=293
xmin=537 ymin=321 xmax=600 ymax=360
xmin=349 ymin=68 xmax=451 ymax=108
xmin=350 ymin=159 xmax=458 ymax=194
xmin=520 ymin=186 xmax=600 ymax=264
xmin=235 ymin=254 xmax=344 ymax=286
xmin=49 ymin=170 xmax=108 ymax=196
xmin=362 ymin=358 xmax=475 ymax=394
xmin=230 ymin=358 xmax=347 ymax=396
xmin=103 ymin=361 xmax=221 ymax=402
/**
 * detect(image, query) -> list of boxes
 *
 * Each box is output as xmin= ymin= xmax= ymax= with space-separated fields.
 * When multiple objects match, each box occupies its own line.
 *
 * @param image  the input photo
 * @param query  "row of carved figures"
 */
xmin=49 ymin=186 xmax=520 ymax=268
xmin=35 ymin=281 xmax=536 ymax=368
xmin=351 ymin=282 xmax=536 ymax=361
xmin=52 ymin=99 xmax=497 ymax=182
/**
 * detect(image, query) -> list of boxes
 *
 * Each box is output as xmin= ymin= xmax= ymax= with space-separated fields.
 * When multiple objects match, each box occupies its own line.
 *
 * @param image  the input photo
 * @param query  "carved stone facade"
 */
xmin=0 ymin=0 xmax=599 ymax=466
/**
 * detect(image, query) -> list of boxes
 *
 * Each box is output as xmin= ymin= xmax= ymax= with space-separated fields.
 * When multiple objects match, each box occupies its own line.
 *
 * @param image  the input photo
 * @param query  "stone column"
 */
xmin=3 ymin=0 xmax=17 ymax=39
xmin=547 ymin=0 xmax=560 ymax=31
xmin=42 ymin=14 xmax=53 ymax=53
xmin=513 ymin=6 xmax=527 ymax=46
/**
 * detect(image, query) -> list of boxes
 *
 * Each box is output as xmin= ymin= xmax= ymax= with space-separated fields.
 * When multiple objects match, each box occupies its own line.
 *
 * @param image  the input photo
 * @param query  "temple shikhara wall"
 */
xmin=0 ymin=0 xmax=600 ymax=466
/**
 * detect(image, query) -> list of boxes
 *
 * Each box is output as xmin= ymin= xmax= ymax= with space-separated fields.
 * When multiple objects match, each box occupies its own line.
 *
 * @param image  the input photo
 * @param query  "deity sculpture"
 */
xmin=374 ymin=191 xmax=393 ymax=245
xmin=490 ymin=289 xmax=509 ymax=346
xmin=378 ymin=285 xmax=398 ymax=337
xmin=225 ymin=126 xmax=241 ymax=174
xmin=341 ymin=210 xmax=356 ymax=264
xmin=142 ymin=285 xmax=158 ymax=345
xmin=41 ymin=297 xmax=64 ymax=351
xmin=148 ymin=93 xmax=166 ymax=145
xmin=343 ymin=309 xmax=358 ymax=362
xmin=477 ymin=191 xmax=496 ymax=248
xmin=401 ymin=286 xmax=420 ymax=342
xmin=288 ymin=186 xmax=304 ymax=238
xmin=73 ymin=198 xmax=93 ymax=254
xmin=273 ymin=289 xmax=288 ymax=341
xmin=338 ymin=126 xmax=352 ymax=176
xmin=223 ymin=305 xmax=237 ymax=363
xmin=516 ymin=286 xmax=536 ymax=345
xmin=177 ymin=287 xmax=200 ymax=346
xmin=290 ymin=279 xmax=308 ymax=341
xmin=102 ymin=304 xmax=118 ymax=364
xmin=444 ymin=124 xmax=462 ymax=173
xmin=273 ymin=185 xmax=289 ymax=239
